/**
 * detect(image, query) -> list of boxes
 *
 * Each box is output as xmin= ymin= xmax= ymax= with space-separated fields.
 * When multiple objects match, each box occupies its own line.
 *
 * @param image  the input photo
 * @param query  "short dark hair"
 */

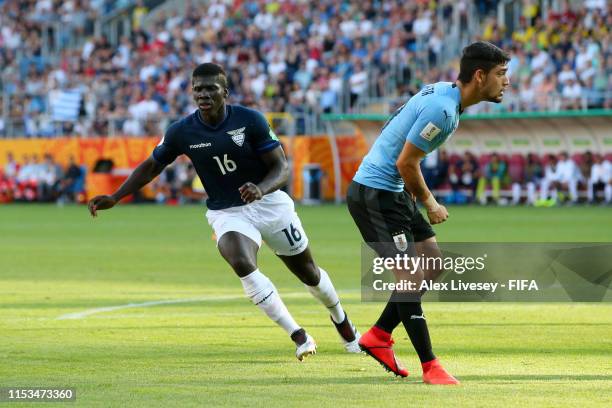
xmin=192 ymin=63 xmax=227 ymax=86
xmin=458 ymin=41 xmax=510 ymax=83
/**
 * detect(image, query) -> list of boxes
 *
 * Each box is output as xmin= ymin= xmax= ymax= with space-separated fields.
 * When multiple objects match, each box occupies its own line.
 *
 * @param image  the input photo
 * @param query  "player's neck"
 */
xmin=455 ymin=80 xmax=481 ymax=109
xmin=198 ymin=104 xmax=227 ymax=127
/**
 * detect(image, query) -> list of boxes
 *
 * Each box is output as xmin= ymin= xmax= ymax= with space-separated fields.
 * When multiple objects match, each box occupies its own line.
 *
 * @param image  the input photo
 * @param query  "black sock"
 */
xmin=396 ymin=302 xmax=436 ymax=363
xmin=290 ymin=328 xmax=307 ymax=346
xmin=374 ymin=297 xmax=401 ymax=333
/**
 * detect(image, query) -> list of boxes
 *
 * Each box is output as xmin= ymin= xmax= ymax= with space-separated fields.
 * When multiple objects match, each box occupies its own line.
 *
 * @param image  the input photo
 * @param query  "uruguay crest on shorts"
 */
xmin=392 ymin=232 xmax=408 ymax=252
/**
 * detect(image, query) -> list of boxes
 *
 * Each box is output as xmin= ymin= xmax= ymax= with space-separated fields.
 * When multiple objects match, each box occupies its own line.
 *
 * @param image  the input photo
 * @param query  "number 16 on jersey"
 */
xmin=213 ymin=154 xmax=237 ymax=175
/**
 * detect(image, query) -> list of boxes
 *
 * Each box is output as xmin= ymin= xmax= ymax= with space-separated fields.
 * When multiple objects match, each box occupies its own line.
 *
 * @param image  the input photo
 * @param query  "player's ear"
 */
xmin=224 ymin=88 xmax=229 ymax=99
xmin=474 ymin=69 xmax=485 ymax=85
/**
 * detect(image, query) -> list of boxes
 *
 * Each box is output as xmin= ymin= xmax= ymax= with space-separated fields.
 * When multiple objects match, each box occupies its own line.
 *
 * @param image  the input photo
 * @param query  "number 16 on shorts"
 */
xmin=265 ymin=216 xmax=309 ymax=256
xmin=281 ymin=223 xmax=302 ymax=246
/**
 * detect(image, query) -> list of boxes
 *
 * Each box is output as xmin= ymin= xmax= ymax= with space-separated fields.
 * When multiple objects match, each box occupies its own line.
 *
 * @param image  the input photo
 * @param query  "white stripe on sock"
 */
xmin=240 ymin=269 xmax=300 ymax=335
xmin=306 ymin=268 xmax=345 ymax=324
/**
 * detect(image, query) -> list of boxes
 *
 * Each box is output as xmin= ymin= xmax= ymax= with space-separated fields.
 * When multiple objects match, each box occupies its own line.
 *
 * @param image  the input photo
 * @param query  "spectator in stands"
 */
xmin=519 ymin=77 xmax=537 ymax=111
xmin=1 ymin=0 xmax=611 ymax=137
xmin=151 ymin=155 xmax=193 ymax=204
xmin=557 ymin=151 xmax=582 ymax=204
xmin=4 ymin=152 xmax=18 ymax=181
xmin=349 ymin=60 xmax=368 ymax=109
xmin=435 ymin=150 xmax=450 ymax=192
xmin=421 ymin=150 xmax=448 ymax=193
xmin=587 ymin=155 xmax=611 ymax=205
xmin=58 ymin=155 xmax=84 ymax=203
xmin=583 ymin=77 xmax=604 ymax=109
xmin=534 ymin=74 xmax=558 ymax=110
xmin=561 ymin=77 xmax=583 ymax=110
xmin=1 ymin=152 xmax=18 ymax=202
xmin=477 ymin=153 xmax=507 ymax=204
xmin=132 ymin=0 xmax=149 ymax=30
xmin=449 ymin=151 xmax=479 ymax=203
xmin=556 ymin=63 xmax=577 ymax=85
xmin=447 ymin=162 xmax=462 ymax=203
xmin=524 ymin=153 xmax=544 ymax=205
xmin=39 ymin=154 xmax=62 ymax=202
xmin=512 ymin=153 xmax=542 ymax=205
xmin=539 ymin=153 xmax=561 ymax=205
xmin=0 ymin=169 xmax=13 ymax=203
xmin=580 ymin=151 xmax=595 ymax=179
xmin=530 ymin=47 xmax=550 ymax=73
xmin=319 ymin=81 xmax=338 ymax=114
xmin=152 ymin=165 xmax=174 ymax=204
xmin=15 ymin=155 xmax=39 ymax=202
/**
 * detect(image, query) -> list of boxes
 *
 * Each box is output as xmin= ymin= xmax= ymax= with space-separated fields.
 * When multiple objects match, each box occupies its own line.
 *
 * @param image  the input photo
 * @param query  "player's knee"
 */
xmin=300 ymin=266 xmax=320 ymax=286
xmin=227 ymin=256 xmax=257 ymax=276
xmin=291 ymin=262 xmax=318 ymax=286
xmin=295 ymin=259 xmax=320 ymax=286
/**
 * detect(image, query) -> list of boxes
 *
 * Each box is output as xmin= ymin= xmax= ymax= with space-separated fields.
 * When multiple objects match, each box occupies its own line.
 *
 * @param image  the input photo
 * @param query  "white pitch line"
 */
xmin=56 ymin=294 xmax=245 ymax=320
xmin=55 ymin=290 xmax=359 ymax=321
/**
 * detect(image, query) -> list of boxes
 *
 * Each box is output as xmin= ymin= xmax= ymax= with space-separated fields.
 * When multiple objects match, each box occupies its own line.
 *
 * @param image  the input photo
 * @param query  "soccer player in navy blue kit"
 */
xmin=88 ymin=63 xmax=360 ymax=361
xmin=348 ymin=42 xmax=510 ymax=384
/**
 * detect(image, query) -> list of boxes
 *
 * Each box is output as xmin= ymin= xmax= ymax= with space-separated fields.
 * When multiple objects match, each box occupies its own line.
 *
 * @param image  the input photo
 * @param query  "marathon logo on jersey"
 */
xmin=392 ymin=232 xmax=408 ymax=252
xmin=227 ymin=127 xmax=246 ymax=147
xmin=420 ymin=122 xmax=441 ymax=141
xmin=189 ymin=142 xmax=212 ymax=149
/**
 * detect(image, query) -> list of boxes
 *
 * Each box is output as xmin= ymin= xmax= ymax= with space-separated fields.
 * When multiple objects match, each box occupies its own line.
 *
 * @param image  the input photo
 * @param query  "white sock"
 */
xmin=540 ymin=180 xmax=550 ymax=200
xmin=306 ymin=267 xmax=345 ymax=324
xmin=527 ymin=182 xmax=536 ymax=204
xmin=588 ymin=181 xmax=595 ymax=202
xmin=511 ymin=183 xmax=520 ymax=204
xmin=240 ymin=269 xmax=300 ymax=335
xmin=551 ymin=188 xmax=558 ymax=201
xmin=569 ymin=181 xmax=578 ymax=202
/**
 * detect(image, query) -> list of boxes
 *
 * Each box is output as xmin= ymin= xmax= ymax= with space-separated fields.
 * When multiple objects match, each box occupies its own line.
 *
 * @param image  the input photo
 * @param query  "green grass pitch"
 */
xmin=1 ymin=204 xmax=611 ymax=407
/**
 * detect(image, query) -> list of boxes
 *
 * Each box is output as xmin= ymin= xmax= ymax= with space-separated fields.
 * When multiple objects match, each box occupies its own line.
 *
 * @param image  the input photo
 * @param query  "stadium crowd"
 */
xmin=0 ymin=152 xmax=86 ymax=203
xmin=2 ymin=150 xmax=610 ymax=205
xmin=0 ymin=150 xmax=210 ymax=205
xmin=0 ymin=0 xmax=610 ymax=137
xmin=422 ymin=150 xmax=612 ymax=205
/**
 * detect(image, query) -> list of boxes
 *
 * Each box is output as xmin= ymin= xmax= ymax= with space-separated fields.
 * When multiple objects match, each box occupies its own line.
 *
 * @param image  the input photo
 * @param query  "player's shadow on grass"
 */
xmin=213 ymin=376 xmax=423 ymax=386
xmin=432 ymin=323 xmax=612 ymax=327
xmin=57 ymin=322 xmax=609 ymax=330
xmin=217 ymin=374 xmax=612 ymax=386
xmin=458 ymin=374 xmax=612 ymax=382
xmin=16 ymin=322 xmax=612 ymax=331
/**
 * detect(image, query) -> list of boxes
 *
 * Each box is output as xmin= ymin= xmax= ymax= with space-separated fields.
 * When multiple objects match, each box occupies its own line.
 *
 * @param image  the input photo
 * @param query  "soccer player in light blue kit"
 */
xmin=347 ymin=42 xmax=510 ymax=384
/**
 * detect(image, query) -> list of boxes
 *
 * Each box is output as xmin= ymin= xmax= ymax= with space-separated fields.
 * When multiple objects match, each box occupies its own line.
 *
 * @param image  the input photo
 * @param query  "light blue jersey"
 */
xmin=353 ymin=82 xmax=461 ymax=192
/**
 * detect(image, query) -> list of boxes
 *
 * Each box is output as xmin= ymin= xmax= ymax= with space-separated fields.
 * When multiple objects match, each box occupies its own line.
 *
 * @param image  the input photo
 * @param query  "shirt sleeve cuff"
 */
xmin=255 ymin=140 xmax=280 ymax=153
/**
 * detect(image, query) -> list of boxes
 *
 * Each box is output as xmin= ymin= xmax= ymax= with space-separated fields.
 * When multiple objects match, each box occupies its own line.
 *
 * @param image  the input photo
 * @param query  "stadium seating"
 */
xmin=0 ymin=1 xmax=609 ymax=206
xmin=427 ymin=151 xmax=610 ymax=204
xmin=0 ymin=0 xmax=610 ymax=138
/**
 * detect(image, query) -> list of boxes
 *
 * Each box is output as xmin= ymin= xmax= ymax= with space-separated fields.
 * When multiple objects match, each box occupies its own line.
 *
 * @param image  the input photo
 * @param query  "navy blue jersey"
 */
xmin=152 ymin=105 xmax=280 ymax=209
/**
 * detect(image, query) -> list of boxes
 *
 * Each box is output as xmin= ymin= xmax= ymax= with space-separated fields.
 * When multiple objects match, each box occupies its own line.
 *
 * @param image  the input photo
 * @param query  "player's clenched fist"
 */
xmin=88 ymin=195 xmax=117 ymax=217
xmin=239 ymin=182 xmax=263 ymax=203
xmin=427 ymin=205 xmax=449 ymax=225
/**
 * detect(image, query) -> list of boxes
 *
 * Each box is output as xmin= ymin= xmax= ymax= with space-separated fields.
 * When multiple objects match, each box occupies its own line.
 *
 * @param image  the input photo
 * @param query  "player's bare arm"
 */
xmin=396 ymin=141 xmax=448 ymax=225
xmin=88 ymin=156 xmax=166 ymax=217
xmin=239 ymin=146 xmax=289 ymax=203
